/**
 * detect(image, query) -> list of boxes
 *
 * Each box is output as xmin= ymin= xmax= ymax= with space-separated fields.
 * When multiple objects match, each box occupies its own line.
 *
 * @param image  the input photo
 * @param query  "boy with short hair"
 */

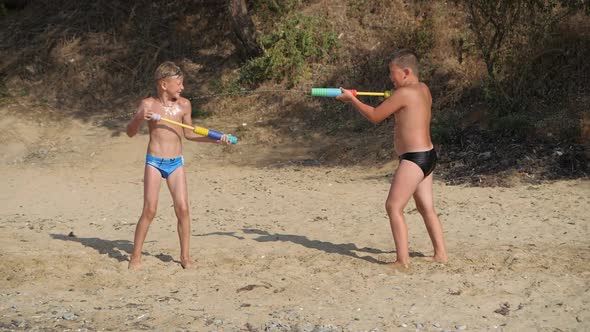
xmin=126 ymin=61 xmax=230 ymax=269
xmin=337 ymin=49 xmax=448 ymax=267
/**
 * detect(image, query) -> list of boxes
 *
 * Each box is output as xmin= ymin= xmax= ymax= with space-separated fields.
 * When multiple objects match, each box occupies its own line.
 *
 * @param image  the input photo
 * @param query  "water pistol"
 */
xmin=311 ymin=88 xmax=392 ymax=99
xmin=151 ymin=113 xmax=238 ymax=144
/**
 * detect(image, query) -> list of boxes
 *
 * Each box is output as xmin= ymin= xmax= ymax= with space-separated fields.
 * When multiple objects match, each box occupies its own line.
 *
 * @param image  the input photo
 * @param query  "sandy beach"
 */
xmin=1 ymin=111 xmax=589 ymax=331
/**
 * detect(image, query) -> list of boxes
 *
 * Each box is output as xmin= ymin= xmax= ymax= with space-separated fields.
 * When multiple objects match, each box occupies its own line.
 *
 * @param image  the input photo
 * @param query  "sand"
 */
xmin=0 ymin=110 xmax=589 ymax=331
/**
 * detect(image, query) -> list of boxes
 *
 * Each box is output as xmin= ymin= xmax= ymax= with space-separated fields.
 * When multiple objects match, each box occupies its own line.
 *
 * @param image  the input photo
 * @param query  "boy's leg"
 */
xmin=385 ymin=160 xmax=424 ymax=266
xmin=413 ymin=173 xmax=448 ymax=262
xmin=129 ymin=165 xmax=162 ymax=269
xmin=165 ymin=166 xmax=192 ymax=269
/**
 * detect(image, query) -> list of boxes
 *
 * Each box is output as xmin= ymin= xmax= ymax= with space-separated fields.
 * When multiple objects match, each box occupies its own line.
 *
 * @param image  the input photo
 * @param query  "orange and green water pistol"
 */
xmin=151 ymin=113 xmax=238 ymax=144
xmin=311 ymin=88 xmax=392 ymax=99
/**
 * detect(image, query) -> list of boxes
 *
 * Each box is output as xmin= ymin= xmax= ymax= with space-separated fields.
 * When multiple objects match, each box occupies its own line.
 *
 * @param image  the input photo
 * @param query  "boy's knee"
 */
xmin=143 ymin=207 xmax=157 ymax=220
xmin=415 ymin=202 xmax=433 ymax=215
xmin=385 ymin=201 xmax=403 ymax=216
xmin=416 ymin=202 xmax=436 ymax=216
xmin=174 ymin=202 xmax=190 ymax=218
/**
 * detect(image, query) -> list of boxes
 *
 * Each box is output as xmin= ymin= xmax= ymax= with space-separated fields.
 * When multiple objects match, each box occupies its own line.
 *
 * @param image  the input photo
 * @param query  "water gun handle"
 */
xmin=151 ymin=114 xmax=238 ymax=144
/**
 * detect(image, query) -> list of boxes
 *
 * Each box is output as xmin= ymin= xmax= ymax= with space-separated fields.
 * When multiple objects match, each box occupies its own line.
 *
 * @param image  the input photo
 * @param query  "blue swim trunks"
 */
xmin=146 ymin=154 xmax=184 ymax=178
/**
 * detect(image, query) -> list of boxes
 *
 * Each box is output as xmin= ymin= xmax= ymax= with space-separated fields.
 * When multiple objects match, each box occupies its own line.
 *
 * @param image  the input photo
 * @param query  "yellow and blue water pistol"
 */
xmin=151 ymin=113 xmax=238 ymax=144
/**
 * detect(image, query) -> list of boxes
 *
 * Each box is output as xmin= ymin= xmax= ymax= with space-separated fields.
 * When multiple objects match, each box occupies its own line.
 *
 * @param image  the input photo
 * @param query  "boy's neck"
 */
xmin=401 ymin=77 xmax=420 ymax=87
xmin=156 ymin=93 xmax=176 ymax=106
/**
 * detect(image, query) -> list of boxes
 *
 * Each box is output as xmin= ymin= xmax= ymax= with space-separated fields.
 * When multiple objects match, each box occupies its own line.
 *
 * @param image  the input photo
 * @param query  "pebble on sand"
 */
xmin=62 ymin=313 xmax=77 ymax=320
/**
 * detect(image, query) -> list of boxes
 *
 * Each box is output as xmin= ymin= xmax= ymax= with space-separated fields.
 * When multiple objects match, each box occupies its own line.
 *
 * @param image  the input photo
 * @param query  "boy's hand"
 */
xmin=141 ymin=109 xmax=153 ymax=120
xmin=335 ymin=87 xmax=354 ymax=102
xmin=219 ymin=134 xmax=230 ymax=145
xmin=147 ymin=112 xmax=161 ymax=121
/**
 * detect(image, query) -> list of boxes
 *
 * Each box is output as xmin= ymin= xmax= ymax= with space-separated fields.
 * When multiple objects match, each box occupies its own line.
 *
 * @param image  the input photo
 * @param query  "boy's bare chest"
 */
xmin=150 ymin=104 xmax=185 ymax=133
xmin=158 ymin=103 xmax=183 ymax=118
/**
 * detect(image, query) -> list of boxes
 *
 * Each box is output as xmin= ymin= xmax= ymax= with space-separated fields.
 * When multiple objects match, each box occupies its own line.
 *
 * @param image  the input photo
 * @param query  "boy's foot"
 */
xmin=432 ymin=254 xmax=448 ymax=263
xmin=388 ymin=260 xmax=410 ymax=269
xmin=420 ymin=254 xmax=448 ymax=263
xmin=180 ymin=258 xmax=195 ymax=269
xmin=128 ymin=258 xmax=142 ymax=270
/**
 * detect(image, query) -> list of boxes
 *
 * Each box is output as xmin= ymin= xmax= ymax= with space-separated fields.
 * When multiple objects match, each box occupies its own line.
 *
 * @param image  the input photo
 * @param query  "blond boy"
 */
xmin=126 ymin=62 xmax=229 ymax=269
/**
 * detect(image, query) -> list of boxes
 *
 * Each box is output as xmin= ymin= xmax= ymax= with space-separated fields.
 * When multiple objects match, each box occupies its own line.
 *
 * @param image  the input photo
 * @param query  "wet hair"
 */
xmin=154 ymin=61 xmax=183 ymax=82
xmin=390 ymin=49 xmax=419 ymax=76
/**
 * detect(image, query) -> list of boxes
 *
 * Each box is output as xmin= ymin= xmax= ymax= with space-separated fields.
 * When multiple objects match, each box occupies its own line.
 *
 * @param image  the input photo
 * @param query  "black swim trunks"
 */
xmin=399 ymin=148 xmax=437 ymax=177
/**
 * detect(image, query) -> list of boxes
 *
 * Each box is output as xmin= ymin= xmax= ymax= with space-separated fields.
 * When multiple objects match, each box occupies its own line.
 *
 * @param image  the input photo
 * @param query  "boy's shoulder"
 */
xmin=177 ymin=96 xmax=190 ymax=106
xmin=140 ymin=96 xmax=156 ymax=106
xmin=176 ymin=97 xmax=191 ymax=111
xmin=399 ymin=81 xmax=428 ymax=91
xmin=395 ymin=82 xmax=430 ymax=98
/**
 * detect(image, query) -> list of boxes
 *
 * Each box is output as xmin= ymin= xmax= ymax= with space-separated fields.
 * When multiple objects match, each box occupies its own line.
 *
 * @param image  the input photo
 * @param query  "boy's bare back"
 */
xmin=336 ymin=49 xmax=447 ymax=266
xmin=388 ymin=82 xmax=433 ymax=156
xmin=336 ymin=70 xmax=433 ymax=156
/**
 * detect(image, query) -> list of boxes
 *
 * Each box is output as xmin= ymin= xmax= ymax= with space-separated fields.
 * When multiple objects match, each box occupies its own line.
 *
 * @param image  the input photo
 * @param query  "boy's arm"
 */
xmin=181 ymin=100 xmax=229 ymax=144
xmin=337 ymin=88 xmax=408 ymax=124
xmin=126 ymin=100 xmax=149 ymax=137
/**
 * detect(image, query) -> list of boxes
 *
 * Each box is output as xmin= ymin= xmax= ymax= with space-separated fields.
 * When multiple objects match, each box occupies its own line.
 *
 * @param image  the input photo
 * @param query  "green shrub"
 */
xmin=208 ymin=78 xmax=242 ymax=96
xmin=252 ymin=0 xmax=301 ymax=17
xmin=239 ymin=13 xmax=340 ymax=87
xmin=415 ymin=17 xmax=435 ymax=56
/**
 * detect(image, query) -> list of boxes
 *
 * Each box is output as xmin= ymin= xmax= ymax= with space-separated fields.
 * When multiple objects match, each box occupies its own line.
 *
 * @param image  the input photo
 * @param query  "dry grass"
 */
xmin=0 ymin=0 xmax=587 ymax=181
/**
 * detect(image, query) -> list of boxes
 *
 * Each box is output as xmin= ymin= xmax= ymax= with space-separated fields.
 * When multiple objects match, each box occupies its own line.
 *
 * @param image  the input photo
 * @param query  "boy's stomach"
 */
xmin=146 ymin=133 xmax=183 ymax=158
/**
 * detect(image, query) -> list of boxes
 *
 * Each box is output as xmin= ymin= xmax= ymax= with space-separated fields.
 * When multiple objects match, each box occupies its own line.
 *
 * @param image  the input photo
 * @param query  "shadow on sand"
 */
xmin=194 ymin=228 xmax=426 ymax=265
xmin=50 ymin=233 xmax=179 ymax=264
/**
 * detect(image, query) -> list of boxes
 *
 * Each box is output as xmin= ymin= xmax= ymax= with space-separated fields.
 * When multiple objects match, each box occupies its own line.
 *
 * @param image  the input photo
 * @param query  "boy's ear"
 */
xmin=159 ymin=80 xmax=167 ymax=90
xmin=404 ymin=68 xmax=412 ymax=77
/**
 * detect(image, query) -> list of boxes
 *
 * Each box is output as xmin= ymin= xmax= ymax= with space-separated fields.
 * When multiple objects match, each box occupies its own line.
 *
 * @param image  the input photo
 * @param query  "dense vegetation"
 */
xmin=0 ymin=0 xmax=588 ymax=183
